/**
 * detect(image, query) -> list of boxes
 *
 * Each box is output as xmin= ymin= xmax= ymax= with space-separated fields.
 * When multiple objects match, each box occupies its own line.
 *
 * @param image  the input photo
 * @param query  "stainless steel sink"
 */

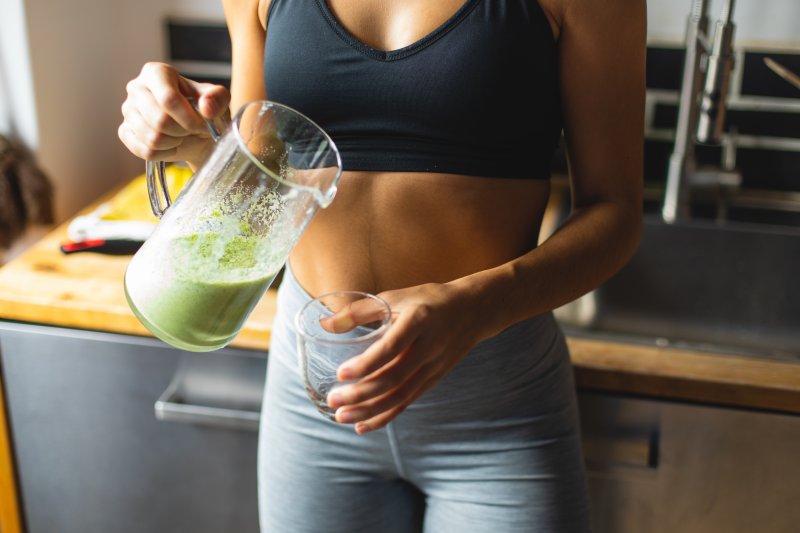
xmin=556 ymin=215 xmax=800 ymax=361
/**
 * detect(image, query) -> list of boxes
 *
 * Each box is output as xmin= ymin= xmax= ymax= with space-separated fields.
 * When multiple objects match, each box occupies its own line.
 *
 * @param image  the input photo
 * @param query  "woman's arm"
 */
xmin=328 ymin=0 xmax=646 ymax=433
xmin=223 ymin=0 xmax=269 ymax=111
xmin=456 ymin=0 xmax=646 ymax=338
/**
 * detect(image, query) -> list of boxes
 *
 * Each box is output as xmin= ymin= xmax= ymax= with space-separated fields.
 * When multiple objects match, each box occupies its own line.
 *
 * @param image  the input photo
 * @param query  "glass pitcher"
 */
xmin=124 ymin=100 xmax=341 ymax=352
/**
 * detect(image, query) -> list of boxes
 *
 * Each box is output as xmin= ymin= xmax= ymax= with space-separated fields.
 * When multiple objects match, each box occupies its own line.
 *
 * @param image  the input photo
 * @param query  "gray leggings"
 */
xmin=257 ymin=266 xmax=591 ymax=532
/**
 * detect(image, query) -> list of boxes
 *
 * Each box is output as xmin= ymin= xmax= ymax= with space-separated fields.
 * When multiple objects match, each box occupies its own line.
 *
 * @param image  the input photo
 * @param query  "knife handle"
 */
xmin=60 ymin=239 xmax=143 ymax=255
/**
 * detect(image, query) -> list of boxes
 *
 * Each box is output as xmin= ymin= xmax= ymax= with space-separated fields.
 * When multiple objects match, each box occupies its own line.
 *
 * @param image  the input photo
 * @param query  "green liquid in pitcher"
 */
xmin=126 ymin=233 xmax=279 ymax=352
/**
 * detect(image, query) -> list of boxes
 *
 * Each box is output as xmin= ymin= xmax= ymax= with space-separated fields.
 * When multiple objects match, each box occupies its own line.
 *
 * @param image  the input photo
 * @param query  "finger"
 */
xmin=353 ymin=373 xmax=442 ymax=434
xmin=334 ymin=362 xmax=438 ymax=425
xmin=122 ymin=103 xmax=185 ymax=153
xmin=328 ymin=334 xmax=438 ymax=408
xmin=137 ymin=63 xmax=208 ymax=134
xmin=191 ymin=81 xmax=232 ymax=121
xmin=118 ymin=123 xmax=179 ymax=162
xmin=320 ymin=296 xmax=391 ymax=334
xmin=125 ymin=87 xmax=193 ymax=138
xmin=337 ymin=307 xmax=427 ymax=380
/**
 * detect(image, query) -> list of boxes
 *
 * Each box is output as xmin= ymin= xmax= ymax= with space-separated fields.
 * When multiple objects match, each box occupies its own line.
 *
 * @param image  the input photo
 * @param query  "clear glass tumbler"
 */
xmin=295 ymin=291 xmax=392 ymax=420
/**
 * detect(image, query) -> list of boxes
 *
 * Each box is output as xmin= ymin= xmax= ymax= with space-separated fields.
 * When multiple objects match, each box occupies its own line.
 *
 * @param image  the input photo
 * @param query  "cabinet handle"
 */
xmin=154 ymin=380 xmax=260 ymax=432
xmin=583 ymin=429 xmax=660 ymax=476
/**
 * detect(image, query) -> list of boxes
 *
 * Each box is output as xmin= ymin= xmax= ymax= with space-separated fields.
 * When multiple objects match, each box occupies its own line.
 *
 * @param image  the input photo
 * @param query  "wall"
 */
xmin=648 ymin=0 xmax=800 ymax=48
xmin=0 ymin=0 xmax=37 ymax=150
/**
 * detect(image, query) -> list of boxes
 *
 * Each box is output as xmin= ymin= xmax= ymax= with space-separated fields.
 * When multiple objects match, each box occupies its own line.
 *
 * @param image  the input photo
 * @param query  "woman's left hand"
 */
xmin=324 ymin=281 xmax=485 ymax=434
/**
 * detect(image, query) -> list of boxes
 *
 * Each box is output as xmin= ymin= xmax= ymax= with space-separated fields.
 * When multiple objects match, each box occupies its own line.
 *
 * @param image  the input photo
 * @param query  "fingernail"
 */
xmin=332 ymin=313 xmax=355 ymax=332
xmin=338 ymin=365 xmax=354 ymax=380
xmin=327 ymin=390 xmax=343 ymax=408
xmin=355 ymin=422 xmax=370 ymax=435
xmin=336 ymin=408 xmax=354 ymax=424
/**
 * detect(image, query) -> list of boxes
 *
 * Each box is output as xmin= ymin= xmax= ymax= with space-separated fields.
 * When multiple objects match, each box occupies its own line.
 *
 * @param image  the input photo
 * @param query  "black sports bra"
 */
xmin=264 ymin=0 xmax=561 ymax=180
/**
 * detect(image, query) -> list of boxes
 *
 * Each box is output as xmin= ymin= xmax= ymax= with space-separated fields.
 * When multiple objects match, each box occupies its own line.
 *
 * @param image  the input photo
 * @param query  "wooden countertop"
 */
xmin=2 ymin=188 xmax=800 ymax=416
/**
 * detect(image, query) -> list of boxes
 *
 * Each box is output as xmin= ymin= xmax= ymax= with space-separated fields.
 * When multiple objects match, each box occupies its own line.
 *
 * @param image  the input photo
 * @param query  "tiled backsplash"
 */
xmin=741 ymin=51 xmax=800 ymax=100
xmin=553 ymin=42 xmax=800 ymax=225
xmin=642 ymin=44 xmax=800 ymax=226
xmin=642 ymin=44 xmax=800 ymax=192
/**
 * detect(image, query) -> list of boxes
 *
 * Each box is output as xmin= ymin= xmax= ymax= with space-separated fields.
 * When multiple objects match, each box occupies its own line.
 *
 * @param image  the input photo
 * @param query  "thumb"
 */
xmin=190 ymin=81 xmax=231 ymax=120
xmin=319 ymin=311 xmax=357 ymax=334
xmin=319 ymin=297 xmax=392 ymax=334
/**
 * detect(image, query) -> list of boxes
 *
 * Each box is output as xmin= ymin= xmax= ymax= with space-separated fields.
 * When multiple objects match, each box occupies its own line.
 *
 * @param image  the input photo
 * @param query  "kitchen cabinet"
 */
xmin=581 ymin=391 xmax=800 ymax=533
xmin=0 ymin=321 xmax=264 ymax=533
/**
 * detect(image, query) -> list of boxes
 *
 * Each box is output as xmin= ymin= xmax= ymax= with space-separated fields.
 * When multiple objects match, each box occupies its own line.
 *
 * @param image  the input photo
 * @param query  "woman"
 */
xmin=119 ymin=0 xmax=645 ymax=530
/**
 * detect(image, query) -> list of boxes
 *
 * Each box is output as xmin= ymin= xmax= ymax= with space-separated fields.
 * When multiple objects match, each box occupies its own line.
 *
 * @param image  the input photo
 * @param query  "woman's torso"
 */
xmin=260 ymin=0 xmax=561 ymax=295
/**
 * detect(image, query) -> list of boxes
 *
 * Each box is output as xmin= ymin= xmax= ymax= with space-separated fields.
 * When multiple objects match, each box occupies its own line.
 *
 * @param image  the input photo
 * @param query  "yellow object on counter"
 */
xmin=100 ymin=166 xmax=194 ymax=222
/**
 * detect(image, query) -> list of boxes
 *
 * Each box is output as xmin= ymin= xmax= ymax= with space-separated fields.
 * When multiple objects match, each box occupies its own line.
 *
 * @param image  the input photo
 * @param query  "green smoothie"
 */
xmin=127 ymin=232 xmax=279 ymax=351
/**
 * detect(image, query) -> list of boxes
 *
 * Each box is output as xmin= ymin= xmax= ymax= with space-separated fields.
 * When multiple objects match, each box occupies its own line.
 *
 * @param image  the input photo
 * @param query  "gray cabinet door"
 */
xmin=0 ymin=322 xmax=266 ymax=533
xmin=579 ymin=391 xmax=800 ymax=533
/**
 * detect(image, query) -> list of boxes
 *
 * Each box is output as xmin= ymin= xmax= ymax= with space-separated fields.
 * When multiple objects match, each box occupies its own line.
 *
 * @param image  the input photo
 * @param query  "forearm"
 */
xmin=451 ymin=199 xmax=642 ymax=340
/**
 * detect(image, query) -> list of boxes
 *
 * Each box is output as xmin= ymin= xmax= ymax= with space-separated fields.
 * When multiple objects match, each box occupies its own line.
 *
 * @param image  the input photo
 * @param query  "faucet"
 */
xmin=662 ymin=0 xmax=739 ymax=224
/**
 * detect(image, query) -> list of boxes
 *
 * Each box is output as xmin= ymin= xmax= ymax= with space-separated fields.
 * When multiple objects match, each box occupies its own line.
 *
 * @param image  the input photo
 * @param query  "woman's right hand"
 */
xmin=118 ymin=62 xmax=231 ymax=169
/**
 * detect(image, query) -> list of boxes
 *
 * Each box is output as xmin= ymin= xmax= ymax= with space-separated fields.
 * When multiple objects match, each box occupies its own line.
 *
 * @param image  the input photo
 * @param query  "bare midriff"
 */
xmin=289 ymin=171 xmax=551 ymax=296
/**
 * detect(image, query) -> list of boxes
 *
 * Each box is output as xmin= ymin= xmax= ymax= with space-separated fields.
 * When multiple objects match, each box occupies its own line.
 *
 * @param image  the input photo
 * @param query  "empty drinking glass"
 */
xmin=295 ymin=291 xmax=392 ymax=420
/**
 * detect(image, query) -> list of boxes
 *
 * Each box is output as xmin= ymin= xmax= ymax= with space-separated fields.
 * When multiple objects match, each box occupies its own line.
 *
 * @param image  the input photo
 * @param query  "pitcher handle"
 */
xmin=145 ymin=160 xmax=170 ymax=218
xmin=145 ymin=97 xmax=223 ymax=218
